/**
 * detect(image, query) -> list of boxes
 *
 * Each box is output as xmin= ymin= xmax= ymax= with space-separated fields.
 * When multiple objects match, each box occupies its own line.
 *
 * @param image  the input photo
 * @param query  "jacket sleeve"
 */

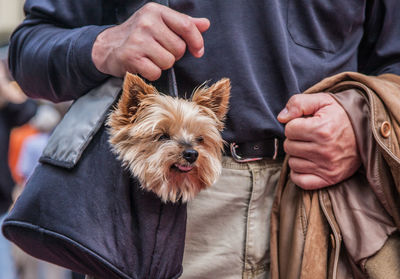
xmin=358 ymin=0 xmax=400 ymax=76
xmin=8 ymin=0 xmax=117 ymax=102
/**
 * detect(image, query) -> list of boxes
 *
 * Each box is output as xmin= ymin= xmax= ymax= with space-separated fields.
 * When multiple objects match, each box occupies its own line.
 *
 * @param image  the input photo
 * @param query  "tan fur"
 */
xmin=107 ymin=73 xmax=230 ymax=203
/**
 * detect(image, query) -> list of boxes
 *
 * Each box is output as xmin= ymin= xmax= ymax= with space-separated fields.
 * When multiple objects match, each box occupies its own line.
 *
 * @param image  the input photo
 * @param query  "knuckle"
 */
xmin=117 ymin=49 xmax=138 ymax=67
xmin=288 ymin=94 xmax=302 ymax=107
xmin=137 ymin=18 xmax=155 ymax=31
xmin=160 ymin=55 xmax=175 ymax=70
xmin=283 ymin=139 xmax=290 ymax=154
xmin=175 ymin=41 xmax=187 ymax=58
xmin=285 ymin=95 xmax=303 ymax=116
xmin=287 ymin=157 xmax=293 ymax=167
xmin=130 ymin=35 xmax=146 ymax=46
xmin=166 ymin=55 xmax=176 ymax=68
xmin=180 ymin=18 xmax=195 ymax=33
xmin=142 ymin=2 xmax=159 ymax=12
xmin=127 ymin=56 xmax=142 ymax=69
xmin=145 ymin=68 xmax=162 ymax=81
xmin=287 ymin=157 xmax=297 ymax=170
xmin=316 ymin=125 xmax=332 ymax=140
xmin=125 ymin=56 xmax=144 ymax=71
xmin=284 ymin=122 xmax=293 ymax=138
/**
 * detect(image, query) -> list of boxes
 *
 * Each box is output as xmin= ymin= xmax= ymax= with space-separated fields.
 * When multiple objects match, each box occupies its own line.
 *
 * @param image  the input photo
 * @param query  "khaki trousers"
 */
xmin=181 ymin=156 xmax=282 ymax=279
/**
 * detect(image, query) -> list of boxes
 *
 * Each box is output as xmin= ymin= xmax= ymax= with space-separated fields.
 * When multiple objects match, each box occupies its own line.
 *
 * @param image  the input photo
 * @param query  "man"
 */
xmin=8 ymin=1 xmax=400 ymax=278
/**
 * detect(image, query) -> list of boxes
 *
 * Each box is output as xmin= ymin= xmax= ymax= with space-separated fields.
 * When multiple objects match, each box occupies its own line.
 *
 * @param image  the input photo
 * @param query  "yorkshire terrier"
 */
xmin=107 ymin=73 xmax=230 ymax=203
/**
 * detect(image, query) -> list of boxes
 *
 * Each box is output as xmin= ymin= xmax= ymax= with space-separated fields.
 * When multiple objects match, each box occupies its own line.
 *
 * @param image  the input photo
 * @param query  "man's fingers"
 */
xmin=152 ymin=25 xmax=187 ymax=60
xmin=290 ymin=170 xmax=330 ymax=190
xmin=161 ymin=9 xmax=207 ymax=57
xmin=288 ymin=156 xmax=334 ymax=179
xmin=278 ymin=93 xmax=334 ymax=123
xmin=190 ymin=17 xmax=211 ymax=33
xmin=127 ymin=57 xmax=162 ymax=81
xmin=92 ymin=2 xmax=209 ymax=78
xmin=288 ymin=157 xmax=318 ymax=174
xmin=284 ymin=116 xmax=320 ymax=141
xmin=279 ymin=92 xmax=361 ymax=190
xmin=144 ymin=40 xmax=176 ymax=70
xmin=284 ymin=139 xmax=316 ymax=159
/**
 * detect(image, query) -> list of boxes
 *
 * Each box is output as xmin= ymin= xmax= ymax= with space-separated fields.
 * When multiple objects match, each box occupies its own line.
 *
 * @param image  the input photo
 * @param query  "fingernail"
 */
xmin=278 ymin=107 xmax=288 ymax=119
xmin=197 ymin=47 xmax=204 ymax=57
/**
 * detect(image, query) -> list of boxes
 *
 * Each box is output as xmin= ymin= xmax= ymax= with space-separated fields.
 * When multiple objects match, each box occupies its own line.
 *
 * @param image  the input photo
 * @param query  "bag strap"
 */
xmin=40 ymin=78 xmax=123 ymax=168
xmin=156 ymin=0 xmax=179 ymax=98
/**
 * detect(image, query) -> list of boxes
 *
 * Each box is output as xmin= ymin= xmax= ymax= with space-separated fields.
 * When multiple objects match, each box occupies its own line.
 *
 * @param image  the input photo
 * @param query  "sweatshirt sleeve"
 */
xmin=358 ymin=0 xmax=400 ymax=76
xmin=8 ymin=0 xmax=117 ymax=102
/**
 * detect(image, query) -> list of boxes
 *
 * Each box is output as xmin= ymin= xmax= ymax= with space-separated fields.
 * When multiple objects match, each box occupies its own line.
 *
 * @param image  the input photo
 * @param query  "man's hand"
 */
xmin=277 ymin=93 xmax=361 ymax=190
xmin=92 ymin=2 xmax=210 ymax=80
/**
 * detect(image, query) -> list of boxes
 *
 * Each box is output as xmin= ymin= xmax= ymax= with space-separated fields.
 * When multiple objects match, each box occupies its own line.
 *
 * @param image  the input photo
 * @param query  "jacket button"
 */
xmin=380 ymin=121 xmax=391 ymax=138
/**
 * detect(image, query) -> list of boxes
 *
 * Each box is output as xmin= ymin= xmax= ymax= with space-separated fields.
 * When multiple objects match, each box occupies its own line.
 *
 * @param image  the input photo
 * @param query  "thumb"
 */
xmin=190 ymin=17 xmax=210 ymax=33
xmin=277 ymin=93 xmax=333 ymax=123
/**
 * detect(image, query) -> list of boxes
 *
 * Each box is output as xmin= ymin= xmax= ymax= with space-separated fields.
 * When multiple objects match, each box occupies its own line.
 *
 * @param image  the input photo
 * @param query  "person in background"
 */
xmin=17 ymin=104 xmax=61 ymax=181
xmin=8 ymin=118 xmax=39 ymax=185
xmin=0 ymin=59 xmax=37 ymax=279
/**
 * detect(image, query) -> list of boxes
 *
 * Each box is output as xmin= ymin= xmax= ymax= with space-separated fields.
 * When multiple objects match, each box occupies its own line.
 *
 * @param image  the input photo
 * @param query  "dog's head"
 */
xmin=108 ymin=73 xmax=230 ymax=202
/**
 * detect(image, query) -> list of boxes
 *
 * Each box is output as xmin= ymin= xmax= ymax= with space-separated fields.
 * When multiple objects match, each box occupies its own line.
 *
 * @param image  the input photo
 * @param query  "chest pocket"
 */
xmin=287 ymin=0 xmax=365 ymax=53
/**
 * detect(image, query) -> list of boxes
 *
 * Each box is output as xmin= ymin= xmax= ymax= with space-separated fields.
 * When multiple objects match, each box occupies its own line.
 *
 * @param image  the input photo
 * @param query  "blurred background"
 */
xmin=1 ymin=1 xmax=83 ymax=278
xmin=0 ymin=0 xmax=24 ymax=45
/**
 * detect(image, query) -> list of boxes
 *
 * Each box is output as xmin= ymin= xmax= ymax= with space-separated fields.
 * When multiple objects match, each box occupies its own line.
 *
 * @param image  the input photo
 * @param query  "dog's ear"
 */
xmin=119 ymin=72 xmax=157 ymax=116
xmin=192 ymin=78 xmax=230 ymax=121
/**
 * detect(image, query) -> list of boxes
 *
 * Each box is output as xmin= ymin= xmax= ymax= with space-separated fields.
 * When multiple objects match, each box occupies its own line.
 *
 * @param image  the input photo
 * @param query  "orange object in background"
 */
xmin=8 ymin=123 xmax=38 ymax=184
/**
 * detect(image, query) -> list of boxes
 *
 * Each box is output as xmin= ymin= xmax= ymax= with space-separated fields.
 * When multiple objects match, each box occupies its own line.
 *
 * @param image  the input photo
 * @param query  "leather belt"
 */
xmin=225 ymin=138 xmax=285 ymax=162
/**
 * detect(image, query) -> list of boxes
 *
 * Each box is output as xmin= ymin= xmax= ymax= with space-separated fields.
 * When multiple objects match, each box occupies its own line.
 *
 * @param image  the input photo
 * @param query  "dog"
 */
xmin=107 ymin=73 xmax=230 ymax=203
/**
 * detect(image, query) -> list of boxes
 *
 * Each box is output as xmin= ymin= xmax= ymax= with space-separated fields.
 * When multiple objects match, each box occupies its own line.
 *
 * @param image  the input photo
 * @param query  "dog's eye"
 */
xmin=196 ymin=136 xmax=204 ymax=143
xmin=158 ymin=133 xmax=170 ymax=141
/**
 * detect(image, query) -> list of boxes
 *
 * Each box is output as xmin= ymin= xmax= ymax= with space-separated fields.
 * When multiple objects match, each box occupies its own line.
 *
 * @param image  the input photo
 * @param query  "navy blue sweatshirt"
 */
xmin=8 ymin=0 xmax=400 ymax=143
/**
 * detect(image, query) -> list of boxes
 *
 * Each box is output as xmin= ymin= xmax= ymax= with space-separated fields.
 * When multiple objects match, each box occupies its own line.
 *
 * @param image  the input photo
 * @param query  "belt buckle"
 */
xmin=229 ymin=138 xmax=279 ymax=163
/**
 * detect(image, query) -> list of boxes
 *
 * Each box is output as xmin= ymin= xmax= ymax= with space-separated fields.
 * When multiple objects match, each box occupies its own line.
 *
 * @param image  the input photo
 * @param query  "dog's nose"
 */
xmin=183 ymin=149 xmax=198 ymax=163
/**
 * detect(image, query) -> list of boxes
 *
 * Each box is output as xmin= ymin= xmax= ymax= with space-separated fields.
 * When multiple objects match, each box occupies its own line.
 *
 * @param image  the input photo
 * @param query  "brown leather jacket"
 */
xmin=271 ymin=72 xmax=400 ymax=279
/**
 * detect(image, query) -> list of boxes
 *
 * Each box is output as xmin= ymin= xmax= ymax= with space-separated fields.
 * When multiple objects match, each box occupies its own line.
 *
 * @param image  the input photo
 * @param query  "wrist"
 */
xmin=92 ymin=29 xmax=111 ymax=75
xmin=91 ymin=25 xmax=121 ymax=76
xmin=70 ymin=25 xmax=112 ymax=88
